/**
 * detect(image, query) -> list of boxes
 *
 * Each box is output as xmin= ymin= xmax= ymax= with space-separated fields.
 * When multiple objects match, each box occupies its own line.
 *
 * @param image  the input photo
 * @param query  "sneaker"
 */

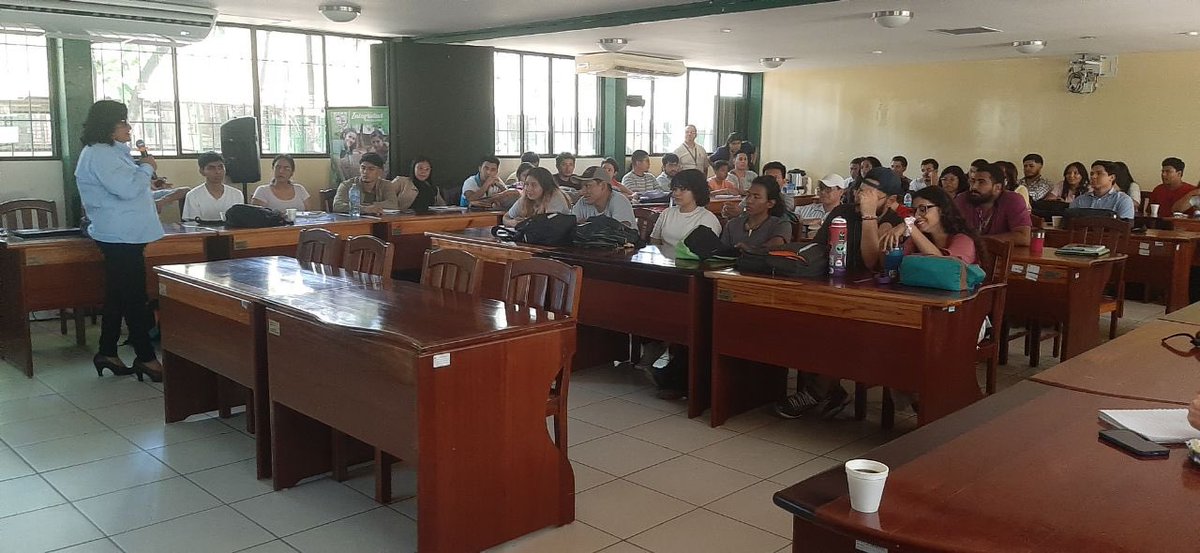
xmin=773 ymin=390 xmax=820 ymax=419
xmin=819 ymin=388 xmax=853 ymax=420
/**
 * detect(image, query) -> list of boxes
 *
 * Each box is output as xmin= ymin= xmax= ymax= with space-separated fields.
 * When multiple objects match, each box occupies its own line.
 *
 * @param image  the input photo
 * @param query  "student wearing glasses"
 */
xmin=880 ymin=187 xmax=980 ymax=263
xmin=651 ymin=169 xmax=722 ymax=248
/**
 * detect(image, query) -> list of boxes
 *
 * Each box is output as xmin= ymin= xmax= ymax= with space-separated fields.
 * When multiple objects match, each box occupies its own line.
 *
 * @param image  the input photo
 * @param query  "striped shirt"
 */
xmin=621 ymin=171 xmax=661 ymax=194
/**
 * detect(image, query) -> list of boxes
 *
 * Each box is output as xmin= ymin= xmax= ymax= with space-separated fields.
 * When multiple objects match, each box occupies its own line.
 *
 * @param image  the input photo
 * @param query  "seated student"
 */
xmin=332 ymin=152 xmax=399 ymax=215
xmin=651 ymin=169 xmax=722 ymax=249
xmin=182 ymin=151 xmax=244 ymax=221
xmin=251 ymin=154 xmax=309 ymax=212
xmin=727 ymin=152 xmax=758 ymax=193
xmin=656 ymin=153 xmax=681 ymax=191
xmin=572 ymin=170 xmax=636 ymax=228
xmin=939 ymin=165 xmax=970 ymax=198
xmin=1150 ymin=157 xmax=1194 ymax=214
xmin=1069 ymin=160 xmax=1137 ymax=220
xmin=1112 ymin=161 xmax=1142 ymax=209
xmin=726 ymin=161 xmax=797 ymax=218
xmin=393 ymin=155 xmax=446 ymax=211
xmin=511 ymin=161 xmax=535 ymax=190
xmin=796 ymin=173 xmax=845 ymax=226
xmin=504 ymin=151 xmax=539 ymax=184
xmin=880 ymin=187 xmax=979 ymax=263
xmin=621 ymin=150 xmax=660 ymax=195
xmin=601 ymin=157 xmax=634 ymax=195
xmin=721 ymin=176 xmax=792 ymax=250
xmin=955 ymin=162 xmax=1032 ymax=246
xmin=553 ymin=152 xmax=579 ymax=190
xmin=707 ymin=132 xmax=744 ymax=165
xmin=460 ymin=155 xmax=520 ymax=209
xmin=1048 ymin=162 xmax=1089 ymax=202
xmin=503 ymin=167 xmax=570 ymax=226
xmin=997 ymin=160 xmax=1031 ymax=208
xmin=707 ymin=160 xmax=740 ymax=196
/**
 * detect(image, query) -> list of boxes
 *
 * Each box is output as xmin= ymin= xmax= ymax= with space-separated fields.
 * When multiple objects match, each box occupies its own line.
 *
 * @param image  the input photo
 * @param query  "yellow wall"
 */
xmin=762 ymin=50 xmax=1200 ymax=188
xmin=153 ymin=157 xmax=333 ymax=219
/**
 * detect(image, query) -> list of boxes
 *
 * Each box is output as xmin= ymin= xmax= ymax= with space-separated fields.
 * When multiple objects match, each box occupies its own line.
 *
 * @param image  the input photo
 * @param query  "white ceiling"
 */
xmin=190 ymin=0 xmax=1200 ymax=72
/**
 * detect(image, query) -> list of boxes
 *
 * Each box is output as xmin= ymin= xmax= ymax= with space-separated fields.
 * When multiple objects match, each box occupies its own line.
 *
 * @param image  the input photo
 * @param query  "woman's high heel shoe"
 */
xmin=93 ymin=354 xmax=134 ymax=377
xmin=133 ymin=361 xmax=163 ymax=383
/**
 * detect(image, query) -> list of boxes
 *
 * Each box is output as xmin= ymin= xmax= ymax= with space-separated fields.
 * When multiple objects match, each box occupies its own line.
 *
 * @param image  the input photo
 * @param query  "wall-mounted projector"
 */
xmin=1067 ymin=53 xmax=1117 ymax=95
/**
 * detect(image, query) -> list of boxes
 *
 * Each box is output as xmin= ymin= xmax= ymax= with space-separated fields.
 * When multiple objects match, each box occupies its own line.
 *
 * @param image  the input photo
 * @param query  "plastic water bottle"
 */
xmin=903 ymin=192 xmax=913 ymax=208
xmin=348 ymin=184 xmax=362 ymax=217
xmin=885 ymin=247 xmax=904 ymax=281
xmin=828 ymin=217 xmax=848 ymax=277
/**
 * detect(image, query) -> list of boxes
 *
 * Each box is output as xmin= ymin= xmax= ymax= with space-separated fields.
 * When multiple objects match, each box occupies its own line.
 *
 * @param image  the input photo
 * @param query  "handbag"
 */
xmin=898 ymin=255 xmax=985 ymax=291
xmin=573 ymin=215 xmax=642 ymax=248
xmin=679 ymin=226 xmax=737 ymax=260
xmin=222 ymin=204 xmax=288 ymax=228
xmin=513 ymin=212 xmax=577 ymax=245
xmin=736 ymin=242 xmax=827 ymax=278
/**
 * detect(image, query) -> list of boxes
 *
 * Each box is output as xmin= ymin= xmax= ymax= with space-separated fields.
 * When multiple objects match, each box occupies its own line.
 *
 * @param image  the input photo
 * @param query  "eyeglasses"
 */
xmin=914 ymin=204 xmax=937 ymax=215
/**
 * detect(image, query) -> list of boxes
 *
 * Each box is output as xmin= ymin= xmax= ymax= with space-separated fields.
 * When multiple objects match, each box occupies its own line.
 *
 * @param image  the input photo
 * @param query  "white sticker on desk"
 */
xmin=267 ymin=319 xmax=280 ymax=336
xmin=1139 ymin=243 xmax=1150 ymax=256
xmin=158 ymin=283 xmax=167 ymax=297
xmin=855 ymin=541 xmax=888 ymax=553
xmin=1025 ymin=264 xmax=1040 ymax=281
xmin=1010 ymin=264 xmax=1024 ymax=274
xmin=433 ymin=353 xmax=451 ymax=368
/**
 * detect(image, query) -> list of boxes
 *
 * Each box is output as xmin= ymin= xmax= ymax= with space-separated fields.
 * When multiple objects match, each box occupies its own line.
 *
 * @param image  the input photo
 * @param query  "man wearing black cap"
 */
xmin=814 ymin=166 xmax=904 ymax=274
xmin=572 ymin=169 xmax=637 ymax=228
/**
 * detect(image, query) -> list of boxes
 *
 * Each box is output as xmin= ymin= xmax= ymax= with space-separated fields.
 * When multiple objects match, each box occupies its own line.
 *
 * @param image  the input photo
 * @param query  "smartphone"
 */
xmin=1099 ymin=429 xmax=1169 ymax=458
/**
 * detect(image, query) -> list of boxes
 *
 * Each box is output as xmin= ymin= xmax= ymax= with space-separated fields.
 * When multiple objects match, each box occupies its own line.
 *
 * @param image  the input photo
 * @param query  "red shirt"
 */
xmin=1149 ymin=182 xmax=1195 ymax=212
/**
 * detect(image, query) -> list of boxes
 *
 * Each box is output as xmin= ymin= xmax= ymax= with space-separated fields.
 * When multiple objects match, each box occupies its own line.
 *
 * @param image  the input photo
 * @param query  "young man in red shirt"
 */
xmin=1149 ymin=157 xmax=1194 ymax=214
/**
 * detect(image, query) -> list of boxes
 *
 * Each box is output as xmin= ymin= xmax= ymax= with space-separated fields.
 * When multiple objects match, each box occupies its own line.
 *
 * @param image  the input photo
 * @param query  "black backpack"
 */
xmin=222 ymin=204 xmax=289 ymax=228
xmin=573 ymin=215 xmax=642 ymax=248
xmin=736 ymin=241 xmax=828 ymax=278
xmin=510 ymin=212 xmax=578 ymax=245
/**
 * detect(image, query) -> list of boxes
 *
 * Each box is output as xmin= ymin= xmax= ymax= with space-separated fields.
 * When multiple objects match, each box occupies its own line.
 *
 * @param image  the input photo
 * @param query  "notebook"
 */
xmin=1098 ymin=409 xmax=1200 ymax=444
xmin=1056 ymin=243 xmax=1110 ymax=257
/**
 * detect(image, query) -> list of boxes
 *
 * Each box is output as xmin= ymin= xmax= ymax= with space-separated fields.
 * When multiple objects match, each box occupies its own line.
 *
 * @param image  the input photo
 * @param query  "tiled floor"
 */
xmin=0 ymin=300 xmax=1166 ymax=553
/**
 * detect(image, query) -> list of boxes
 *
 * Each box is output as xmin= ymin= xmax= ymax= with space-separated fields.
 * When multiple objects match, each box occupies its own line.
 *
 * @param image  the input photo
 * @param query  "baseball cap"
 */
xmin=862 ymin=167 xmax=903 ymax=197
xmin=818 ymin=173 xmax=847 ymax=189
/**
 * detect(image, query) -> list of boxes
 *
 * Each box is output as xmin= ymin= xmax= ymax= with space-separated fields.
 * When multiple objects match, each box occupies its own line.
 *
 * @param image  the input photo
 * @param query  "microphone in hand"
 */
xmin=135 ymin=139 xmax=149 ymax=157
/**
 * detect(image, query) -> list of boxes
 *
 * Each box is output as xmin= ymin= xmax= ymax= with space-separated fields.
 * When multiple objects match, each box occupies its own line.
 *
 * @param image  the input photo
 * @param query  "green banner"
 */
xmin=328 ymin=106 xmax=390 ymax=185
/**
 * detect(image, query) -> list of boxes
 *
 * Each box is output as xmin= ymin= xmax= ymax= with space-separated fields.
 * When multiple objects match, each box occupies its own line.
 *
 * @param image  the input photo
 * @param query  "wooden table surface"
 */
xmin=203 ymin=213 xmax=378 ymax=259
xmin=1160 ymin=300 xmax=1200 ymax=325
xmin=1030 ymin=319 xmax=1200 ymax=405
xmin=774 ymin=380 xmax=1200 ymax=553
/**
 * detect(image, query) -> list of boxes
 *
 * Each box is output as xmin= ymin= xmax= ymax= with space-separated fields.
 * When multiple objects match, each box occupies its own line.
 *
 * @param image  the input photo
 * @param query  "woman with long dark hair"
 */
xmin=880 ymin=186 xmax=980 ymax=263
xmin=721 ymin=176 xmax=792 ymax=250
xmin=1113 ymin=161 xmax=1143 ymax=208
xmin=939 ymin=165 xmax=970 ymax=197
xmin=1051 ymin=162 xmax=1090 ymax=202
xmin=996 ymin=160 xmax=1031 ymax=207
xmin=74 ymin=100 xmax=164 ymax=382
xmin=503 ymin=166 xmax=570 ymax=226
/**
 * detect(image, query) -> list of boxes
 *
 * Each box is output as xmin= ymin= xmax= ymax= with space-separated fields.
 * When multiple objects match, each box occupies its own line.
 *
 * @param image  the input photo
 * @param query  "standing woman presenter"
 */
xmin=75 ymin=100 xmax=165 ymax=382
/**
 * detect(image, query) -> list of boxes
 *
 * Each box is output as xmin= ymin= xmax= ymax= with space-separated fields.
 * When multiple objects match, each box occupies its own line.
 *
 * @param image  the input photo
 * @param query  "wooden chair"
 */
xmin=1068 ymin=217 xmax=1131 ymax=339
xmin=503 ymin=258 xmax=582 ymax=450
xmin=319 ymin=188 xmax=337 ymax=212
xmin=295 ymin=228 xmax=342 ymax=269
xmin=1030 ymin=214 xmax=1045 ymax=229
xmin=978 ymin=237 xmax=1012 ymax=394
xmin=341 ymin=235 xmax=394 ymax=278
xmin=420 ymin=248 xmax=482 ymax=294
xmin=0 ymin=199 xmax=88 ymax=342
xmin=633 ymin=208 xmax=659 ymax=244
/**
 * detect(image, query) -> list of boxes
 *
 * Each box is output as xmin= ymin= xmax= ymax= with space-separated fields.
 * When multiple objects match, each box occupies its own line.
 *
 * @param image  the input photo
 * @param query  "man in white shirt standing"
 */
xmin=673 ymin=124 xmax=709 ymax=174
xmin=909 ymin=158 xmax=939 ymax=192
xmin=182 ymin=152 xmax=243 ymax=221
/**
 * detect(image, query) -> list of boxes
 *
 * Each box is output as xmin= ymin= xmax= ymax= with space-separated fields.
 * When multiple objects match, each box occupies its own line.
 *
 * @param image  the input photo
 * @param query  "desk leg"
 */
xmin=1166 ymin=243 xmax=1195 ymax=313
xmin=792 ymin=517 xmax=858 ymax=552
xmin=162 ymin=350 xmax=219 ymax=423
xmin=710 ymin=355 xmax=787 ymax=428
xmin=687 ymin=278 xmax=712 ymax=418
xmin=271 ymin=401 xmax=333 ymax=491
xmin=1061 ymin=267 xmax=1107 ymax=361
xmin=0 ymin=251 xmax=33 ymax=377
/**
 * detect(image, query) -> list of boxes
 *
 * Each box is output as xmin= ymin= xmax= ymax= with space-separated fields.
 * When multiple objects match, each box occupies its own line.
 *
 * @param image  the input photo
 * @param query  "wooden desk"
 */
xmin=1030 ymin=320 xmax=1200 ymax=405
xmin=1166 ymin=216 xmax=1200 ymax=233
xmin=207 ymin=213 xmax=377 ymax=259
xmin=1005 ymin=247 xmax=1125 ymax=364
xmin=705 ymin=270 xmax=997 ymax=427
xmin=1044 ymin=227 xmax=1200 ymax=313
xmin=1160 ymin=299 xmax=1200 ymax=325
xmin=155 ymin=257 xmax=372 ymax=478
xmin=426 ymin=228 xmax=551 ymax=299
xmin=264 ymin=282 xmax=576 ymax=553
xmin=543 ymin=245 xmax=725 ymax=418
xmin=0 ymin=224 xmax=214 ymax=377
xmin=375 ymin=209 xmax=502 ymax=277
xmin=773 ymin=381 xmax=1200 ymax=553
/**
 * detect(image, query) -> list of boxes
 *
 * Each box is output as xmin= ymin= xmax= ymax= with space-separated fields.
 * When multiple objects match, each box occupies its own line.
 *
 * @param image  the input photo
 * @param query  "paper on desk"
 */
xmin=1099 ymin=409 xmax=1200 ymax=444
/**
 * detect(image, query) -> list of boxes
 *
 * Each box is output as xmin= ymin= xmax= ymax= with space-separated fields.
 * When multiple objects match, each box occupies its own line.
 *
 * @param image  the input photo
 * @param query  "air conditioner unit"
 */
xmin=0 ymin=0 xmax=217 ymax=46
xmin=575 ymin=52 xmax=687 ymax=79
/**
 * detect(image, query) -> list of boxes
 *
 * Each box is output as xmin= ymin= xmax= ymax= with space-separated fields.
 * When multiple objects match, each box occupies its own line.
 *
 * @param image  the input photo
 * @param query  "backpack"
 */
xmin=898 ymin=255 xmax=985 ymax=291
xmin=679 ymin=226 xmax=737 ymax=260
xmin=573 ymin=215 xmax=642 ymax=248
xmin=513 ymin=212 xmax=577 ymax=245
xmin=735 ymin=241 xmax=828 ymax=278
xmin=222 ymin=204 xmax=289 ymax=228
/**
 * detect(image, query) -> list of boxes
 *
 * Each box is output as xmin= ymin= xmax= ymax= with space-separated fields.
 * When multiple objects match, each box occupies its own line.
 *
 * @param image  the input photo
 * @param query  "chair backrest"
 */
xmin=296 ymin=228 xmax=342 ymax=268
xmin=1067 ymin=216 xmax=1130 ymax=252
xmin=1029 ymin=214 xmax=1045 ymax=229
xmin=341 ymin=235 xmax=394 ymax=277
xmin=633 ymin=208 xmax=659 ymax=244
xmin=979 ymin=237 xmax=1013 ymax=285
xmin=502 ymin=258 xmax=582 ymax=317
xmin=319 ymin=188 xmax=337 ymax=212
xmin=0 ymin=199 xmax=58 ymax=230
xmin=421 ymin=248 xmax=483 ymax=294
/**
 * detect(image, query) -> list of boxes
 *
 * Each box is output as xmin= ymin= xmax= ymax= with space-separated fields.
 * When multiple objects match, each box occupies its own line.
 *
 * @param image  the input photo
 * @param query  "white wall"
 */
xmin=0 ymin=160 xmax=66 ymax=221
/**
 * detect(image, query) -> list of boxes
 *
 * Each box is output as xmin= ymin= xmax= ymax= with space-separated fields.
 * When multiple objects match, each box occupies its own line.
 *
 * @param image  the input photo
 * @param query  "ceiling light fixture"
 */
xmin=720 ymin=28 xmax=733 ymax=33
xmin=1013 ymin=40 xmax=1046 ymax=54
xmin=318 ymin=3 xmax=361 ymax=23
xmin=871 ymin=50 xmax=884 ymax=55
xmin=760 ymin=57 xmax=786 ymax=69
xmin=598 ymin=38 xmax=628 ymax=52
xmin=872 ymin=10 xmax=913 ymax=29
xmin=1182 ymin=31 xmax=1200 ymax=37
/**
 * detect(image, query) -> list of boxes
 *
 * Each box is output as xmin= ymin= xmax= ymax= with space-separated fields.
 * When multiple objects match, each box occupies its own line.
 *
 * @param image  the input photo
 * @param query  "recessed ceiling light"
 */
xmin=1013 ymin=40 xmax=1045 ymax=54
xmin=1183 ymin=31 xmax=1200 ymax=37
xmin=760 ymin=57 xmax=786 ymax=69
xmin=318 ymin=3 xmax=361 ymax=23
xmin=598 ymin=38 xmax=627 ymax=52
xmin=720 ymin=28 xmax=733 ymax=33
xmin=871 ymin=50 xmax=884 ymax=55
xmin=1079 ymin=35 xmax=1097 ymax=40
xmin=872 ymin=10 xmax=913 ymax=29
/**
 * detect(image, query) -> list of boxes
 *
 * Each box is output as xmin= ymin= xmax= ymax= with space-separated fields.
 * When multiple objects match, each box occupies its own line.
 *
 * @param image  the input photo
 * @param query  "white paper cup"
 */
xmin=845 ymin=459 xmax=889 ymax=513
xmin=1051 ymin=215 xmax=1063 ymax=229
xmin=1150 ymin=204 xmax=1160 ymax=217
xmin=285 ymin=208 xmax=298 ymax=222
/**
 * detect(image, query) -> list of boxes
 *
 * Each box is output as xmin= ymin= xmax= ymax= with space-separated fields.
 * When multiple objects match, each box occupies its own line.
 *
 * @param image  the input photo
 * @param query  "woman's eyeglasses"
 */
xmin=914 ymin=204 xmax=937 ymax=215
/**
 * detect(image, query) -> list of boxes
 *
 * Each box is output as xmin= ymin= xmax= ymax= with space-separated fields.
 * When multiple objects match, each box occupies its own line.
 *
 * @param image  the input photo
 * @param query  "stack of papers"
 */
xmin=1057 ymin=243 xmax=1111 ymax=257
xmin=1099 ymin=409 xmax=1200 ymax=444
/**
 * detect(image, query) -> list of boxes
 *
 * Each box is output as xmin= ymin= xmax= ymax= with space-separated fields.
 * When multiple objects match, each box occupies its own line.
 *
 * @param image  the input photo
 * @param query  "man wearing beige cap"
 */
xmin=795 ymin=173 xmax=846 ymax=226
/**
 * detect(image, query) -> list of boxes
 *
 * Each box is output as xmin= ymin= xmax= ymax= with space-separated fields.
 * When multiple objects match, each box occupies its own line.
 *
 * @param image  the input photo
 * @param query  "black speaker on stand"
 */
xmin=220 ymin=117 xmax=261 ymax=198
